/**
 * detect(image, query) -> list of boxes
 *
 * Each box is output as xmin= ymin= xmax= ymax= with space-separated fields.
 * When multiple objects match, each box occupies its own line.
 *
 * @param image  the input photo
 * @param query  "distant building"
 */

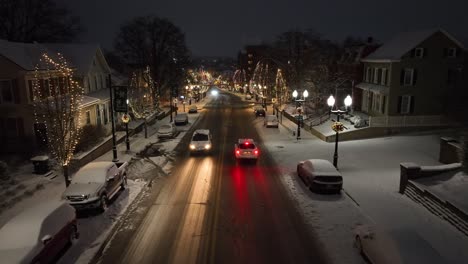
xmin=356 ymin=29 xmax=466 ymax=124
xmin=0 ymin=40 xmax=113 ymax=154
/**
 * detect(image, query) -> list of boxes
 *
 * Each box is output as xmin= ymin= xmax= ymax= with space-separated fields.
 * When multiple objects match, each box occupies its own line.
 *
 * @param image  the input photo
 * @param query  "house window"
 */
xmin=86 ymin=111 xmax=91 ymax=125
xmin=373 ymin=94 xmax=381 ymax=112
xmin=399 ymin=95 xmax=413 ymax=114
xmin=403 ymin=69 xmax=414 ymax=86
xmin=366 ymin=67 xmax=372 ymax=82
xmin=0 ymin=80 xmax=13 ymax=103
xmin=447 ymin=48 xmax=457 ymax=58
xmin=415 ymin=48 xmax=424 ymax=58
xmin=373 ymin=68 xmax=379 ymax=84
xmin=377 ymin=68 xmax=383 ymax=84
xmin=96 ymin=104 xmax=101 ymax=125
xmin=28 ymin=80 xmax=34 ymax=102
xmin=103 ymin=103 xmax=108 ymax=125
xmin=381 ymin=69 xmax=388 ymax=85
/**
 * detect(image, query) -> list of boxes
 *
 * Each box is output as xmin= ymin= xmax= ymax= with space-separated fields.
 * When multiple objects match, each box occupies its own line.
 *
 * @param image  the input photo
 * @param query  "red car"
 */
xmin=0 ymin=201 xmax=78 ymax=264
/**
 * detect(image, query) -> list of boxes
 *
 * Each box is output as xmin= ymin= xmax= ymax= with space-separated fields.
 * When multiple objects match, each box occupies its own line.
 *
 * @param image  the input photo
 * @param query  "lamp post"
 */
xmin=108 ymin=74 xmax=118 ymax=162
xmin=123 ymin=99 xmax=130 ymax=151
xmin=292 ymin=89 xmax=308 ymax=140
xmin=327 ymin=95 xmax=353 ymax=168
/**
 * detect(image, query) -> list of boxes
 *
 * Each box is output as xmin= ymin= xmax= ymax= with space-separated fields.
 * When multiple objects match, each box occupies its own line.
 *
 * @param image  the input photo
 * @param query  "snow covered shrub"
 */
xmin=75 ymin=124 xmax=107 ymax=153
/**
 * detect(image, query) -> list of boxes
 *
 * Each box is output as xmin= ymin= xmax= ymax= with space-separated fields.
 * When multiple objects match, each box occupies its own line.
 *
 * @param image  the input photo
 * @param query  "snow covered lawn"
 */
xmin=254 ymin=114 xmax=468 ymax=263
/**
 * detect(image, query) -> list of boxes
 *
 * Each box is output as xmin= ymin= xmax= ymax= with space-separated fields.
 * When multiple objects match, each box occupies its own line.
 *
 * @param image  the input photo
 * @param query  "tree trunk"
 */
xmin=63 ymin=164 xmax=71 ymax=187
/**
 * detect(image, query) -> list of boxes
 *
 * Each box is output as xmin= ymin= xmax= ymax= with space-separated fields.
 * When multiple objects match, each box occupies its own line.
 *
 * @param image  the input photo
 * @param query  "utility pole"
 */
xmin=108 ymin=74 xmax=118 ymax=162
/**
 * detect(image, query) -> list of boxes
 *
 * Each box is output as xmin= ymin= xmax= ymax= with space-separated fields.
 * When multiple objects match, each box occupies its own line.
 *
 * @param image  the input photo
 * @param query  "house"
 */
xmin=356 ymin=29 xmax=466 ymax=125
xmin=0 ymin=40 xmax=114 ymax=154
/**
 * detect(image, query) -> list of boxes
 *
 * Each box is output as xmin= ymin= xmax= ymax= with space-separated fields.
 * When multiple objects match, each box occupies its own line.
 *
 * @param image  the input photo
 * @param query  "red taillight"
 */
xmin=254 ymin=150 xmax=259 ymax=155
xmin=236 ymin=150 xmax=240 ymax=154
xmin=245 ymin=142 xmax=249 ymax=145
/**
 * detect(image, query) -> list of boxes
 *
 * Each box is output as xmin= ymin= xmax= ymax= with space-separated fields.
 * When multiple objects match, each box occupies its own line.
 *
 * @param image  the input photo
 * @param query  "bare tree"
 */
xmin=0 ymin=0 xmax=82 ymax=42
xmin=114 ymin=15 xmax=190 ymax=102
xmin=33 ymin=52 xmax=84 ymax=187
xmin=128 ymin=66 xmax=160 ymax=138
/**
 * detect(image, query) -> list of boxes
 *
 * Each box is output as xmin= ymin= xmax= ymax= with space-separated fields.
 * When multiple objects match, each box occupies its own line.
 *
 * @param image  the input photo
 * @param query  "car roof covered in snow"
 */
xmin=0 ymin=200 xmax=75 ymax=262
xmin=194 ymin=129 xmax=210 ymax=135
xmin=305 ymin=159 xmax=341 ymax=176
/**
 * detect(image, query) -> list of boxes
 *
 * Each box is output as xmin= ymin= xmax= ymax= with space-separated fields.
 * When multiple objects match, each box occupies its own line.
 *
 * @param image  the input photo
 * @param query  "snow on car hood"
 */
xmin=63 ymin=182 xmax=103 ymax=197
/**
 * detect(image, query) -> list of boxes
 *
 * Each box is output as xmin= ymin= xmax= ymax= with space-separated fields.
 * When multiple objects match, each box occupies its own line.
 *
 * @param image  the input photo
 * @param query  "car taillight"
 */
xmin=254 ymin=150 xmax=259 ymax=155
xmin=236 ymin=150 xmax=240 ymax=154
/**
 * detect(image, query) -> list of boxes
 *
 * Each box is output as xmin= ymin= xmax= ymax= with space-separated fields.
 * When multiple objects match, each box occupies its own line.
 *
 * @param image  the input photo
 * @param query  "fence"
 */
xmin=369 ymin=115 xmax=448 ymax=127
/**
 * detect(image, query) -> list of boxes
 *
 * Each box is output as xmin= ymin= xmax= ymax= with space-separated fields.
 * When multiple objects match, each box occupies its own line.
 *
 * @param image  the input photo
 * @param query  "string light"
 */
xmin=33 ymin=52 xmax=84 ymax=167
xmin=128 ymin=66 xmax=159 ymax=119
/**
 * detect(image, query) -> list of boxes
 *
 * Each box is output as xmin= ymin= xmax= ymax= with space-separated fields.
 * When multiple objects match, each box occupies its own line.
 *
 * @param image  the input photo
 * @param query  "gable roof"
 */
xmin=363 ymin=28 xmax=465 ymax=62
xmin=0 ymin=39 xmax=109 ymax=75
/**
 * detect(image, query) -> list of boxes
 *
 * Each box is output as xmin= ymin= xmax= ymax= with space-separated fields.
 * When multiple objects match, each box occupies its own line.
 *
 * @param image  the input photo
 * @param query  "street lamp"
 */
xmin=327 ymin=94 xmax=352 ymax=168
xmin=292 ymin=89 xmax=308 ymax=140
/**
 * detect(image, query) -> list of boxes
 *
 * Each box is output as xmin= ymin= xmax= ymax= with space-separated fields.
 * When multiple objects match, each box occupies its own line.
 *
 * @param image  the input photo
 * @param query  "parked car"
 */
xmin=297 ymin=159 xmax=343 ymax=193
xmin=245 ymin=94 xmax=252 ymax=100
xmin=188 ymin=105 xmax=198 ymax=113
xmin=354 ymin=225 xmax=449 ymax=264
xmin=62 ymin=161 xmax=127 ymax=212
xmin=253 ymin=105 xmax=263 ymax=113
xmin=189 ymin=129 xmax=212 ymax=154
xmin=174 ymin=113 xmax=189 ymax=125
xmin=264 ymin=115 xmax=279 ymax=128
xmin=157 ymin=123 xmax=177 ymax=139
xmin=0 ymin=201 xmax=78 ymax=264
xmin=234 ymin=138 xmax=259 ymax=161
xmin=255 ymin=108 xmax=266 ymax=117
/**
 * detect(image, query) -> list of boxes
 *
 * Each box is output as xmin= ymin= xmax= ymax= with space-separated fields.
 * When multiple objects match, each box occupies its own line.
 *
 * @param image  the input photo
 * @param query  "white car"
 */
xmin=174 ymin=113 xmax=188 ymax=125
xmin=157 ymin=123 xmax=177 ymax=138
xmin=264 ymin=115 xmax=279 ymax=128
xmin=354 ymin=225 xmax=449 ymax=264
xmin=234 ymin=138 xmax=259 ymax=161
xmin=189 ymin=129 xmax=212 ymax=154
xmin=297 ymin=159 xmax=342 ymax=193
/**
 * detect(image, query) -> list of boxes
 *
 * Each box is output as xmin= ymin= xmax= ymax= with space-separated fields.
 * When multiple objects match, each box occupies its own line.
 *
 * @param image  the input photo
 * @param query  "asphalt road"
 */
xmin=97 ymin=91 xmax=330 ymax=264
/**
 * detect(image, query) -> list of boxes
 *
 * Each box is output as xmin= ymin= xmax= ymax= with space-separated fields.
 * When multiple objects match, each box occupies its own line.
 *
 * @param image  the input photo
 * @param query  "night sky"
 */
xmin=58 ymin=0 xmax=467 ymax=57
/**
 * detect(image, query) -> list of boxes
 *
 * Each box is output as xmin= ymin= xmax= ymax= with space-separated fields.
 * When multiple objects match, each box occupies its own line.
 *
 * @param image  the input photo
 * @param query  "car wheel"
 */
xmin=99 ymin=195 xmax=108 ymax=212
xmin=121 ymin=175 xmax=127 ymax=190
xmin=355 ymin=235 xmax=363 ymax=254
xmin=69 ymin=224 xmax=79 ymax=244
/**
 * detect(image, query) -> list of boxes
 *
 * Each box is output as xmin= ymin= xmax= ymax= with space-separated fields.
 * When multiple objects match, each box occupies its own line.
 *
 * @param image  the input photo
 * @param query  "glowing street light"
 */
xmin=327 ymin=94 xmax=353 ymax=168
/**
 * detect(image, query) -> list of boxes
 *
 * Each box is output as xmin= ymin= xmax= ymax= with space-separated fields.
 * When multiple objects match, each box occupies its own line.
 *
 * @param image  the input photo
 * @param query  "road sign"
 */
xmin=296 ymin=115 xmax=303 ymax=121
xmin=114 ymin=86 xmax=128 ymax=113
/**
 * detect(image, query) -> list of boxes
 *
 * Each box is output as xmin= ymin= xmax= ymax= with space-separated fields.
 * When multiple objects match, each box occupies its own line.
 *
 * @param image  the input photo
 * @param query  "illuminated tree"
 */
xmin=33 ymin=52 xmax=84 ymax=187
xmin=128 ymin=66 xmax=159 ymax=138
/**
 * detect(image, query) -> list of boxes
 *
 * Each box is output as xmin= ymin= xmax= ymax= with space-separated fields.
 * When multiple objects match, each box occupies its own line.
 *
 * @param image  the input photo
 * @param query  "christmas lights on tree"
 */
xmin=33 ymin=52 xmax=84 ymax=187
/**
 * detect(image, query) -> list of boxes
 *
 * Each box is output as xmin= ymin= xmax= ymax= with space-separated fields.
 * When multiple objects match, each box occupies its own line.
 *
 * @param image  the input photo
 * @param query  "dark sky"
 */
xmin=58 ymin=0 xmax=467 ymax=57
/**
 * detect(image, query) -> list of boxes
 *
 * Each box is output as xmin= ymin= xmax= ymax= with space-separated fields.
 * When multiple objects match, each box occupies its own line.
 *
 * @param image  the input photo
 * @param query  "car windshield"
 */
xmin=192 ymin=133 xmax=209 ymax=141
xmin=72 ymin=168 xmax=106 ymax=184
xmin=160 ymin=125 xmax=172 ymax=129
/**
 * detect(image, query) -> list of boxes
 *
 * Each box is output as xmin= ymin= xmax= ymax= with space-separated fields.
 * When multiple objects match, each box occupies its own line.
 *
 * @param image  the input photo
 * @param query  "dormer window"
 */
xmin=447 ymin=48 xmax=457 ymax=58
xmin=415 ymin=48 xmax=424 ymax=58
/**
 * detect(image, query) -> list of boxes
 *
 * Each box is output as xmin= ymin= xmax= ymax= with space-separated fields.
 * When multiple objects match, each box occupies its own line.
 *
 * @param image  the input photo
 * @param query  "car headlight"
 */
xmin=205 ymin=144 xmax=211 ymax=150
xmin=82 ymin=194 xmax=89 ymax=200
xmin=190 ymin=144 xmax=195 ymax=150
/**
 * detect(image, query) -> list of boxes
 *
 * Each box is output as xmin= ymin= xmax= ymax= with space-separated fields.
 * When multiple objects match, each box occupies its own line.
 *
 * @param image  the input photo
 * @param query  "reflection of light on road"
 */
xmin=170 ymin=158 xmax=214 ymax=263
xmin=231 ymin=165 xmax=250 ymax=222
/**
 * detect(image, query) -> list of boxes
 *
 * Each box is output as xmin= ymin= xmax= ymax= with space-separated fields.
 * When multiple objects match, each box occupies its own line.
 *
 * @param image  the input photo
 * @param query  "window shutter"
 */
xmin=413 ymin=69 xmax=418 ymax=85
xmin=397 ymin=96 xmax=402 ymax=113
xmin=400 ymin=70 xmax=405 ymax=85
xmin=12 ymin=79 xmax=20 ymax=104
xmin=410 ymin=96 xmax=415 ymax=114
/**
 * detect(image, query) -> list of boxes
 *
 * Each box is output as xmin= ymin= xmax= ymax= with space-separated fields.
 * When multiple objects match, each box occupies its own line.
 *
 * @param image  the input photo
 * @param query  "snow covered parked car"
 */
xmin=297 ymin=159 xmax=343 ymax=193
xmin=63 ymin=161 xmax=127 ymax=212
xmin=157 ymin=123 xmax=177 ymax=139
xmin=354 ymin=225 xmax=449 ymax=264
xmin=174 ymin=113 xmax=188 ymax=125
xmin=0 ymin=201 xmax=78 ymax=264
xmin=264 ymin=115 xmax=279 ymax=128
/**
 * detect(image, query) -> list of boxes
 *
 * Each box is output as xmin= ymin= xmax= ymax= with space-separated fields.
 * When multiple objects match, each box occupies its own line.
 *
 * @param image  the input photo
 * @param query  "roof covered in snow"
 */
xmin=0 ymin=39 xmax=109 ymax=75
xmin=363 ymin=28 xmax=464 ymax=62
